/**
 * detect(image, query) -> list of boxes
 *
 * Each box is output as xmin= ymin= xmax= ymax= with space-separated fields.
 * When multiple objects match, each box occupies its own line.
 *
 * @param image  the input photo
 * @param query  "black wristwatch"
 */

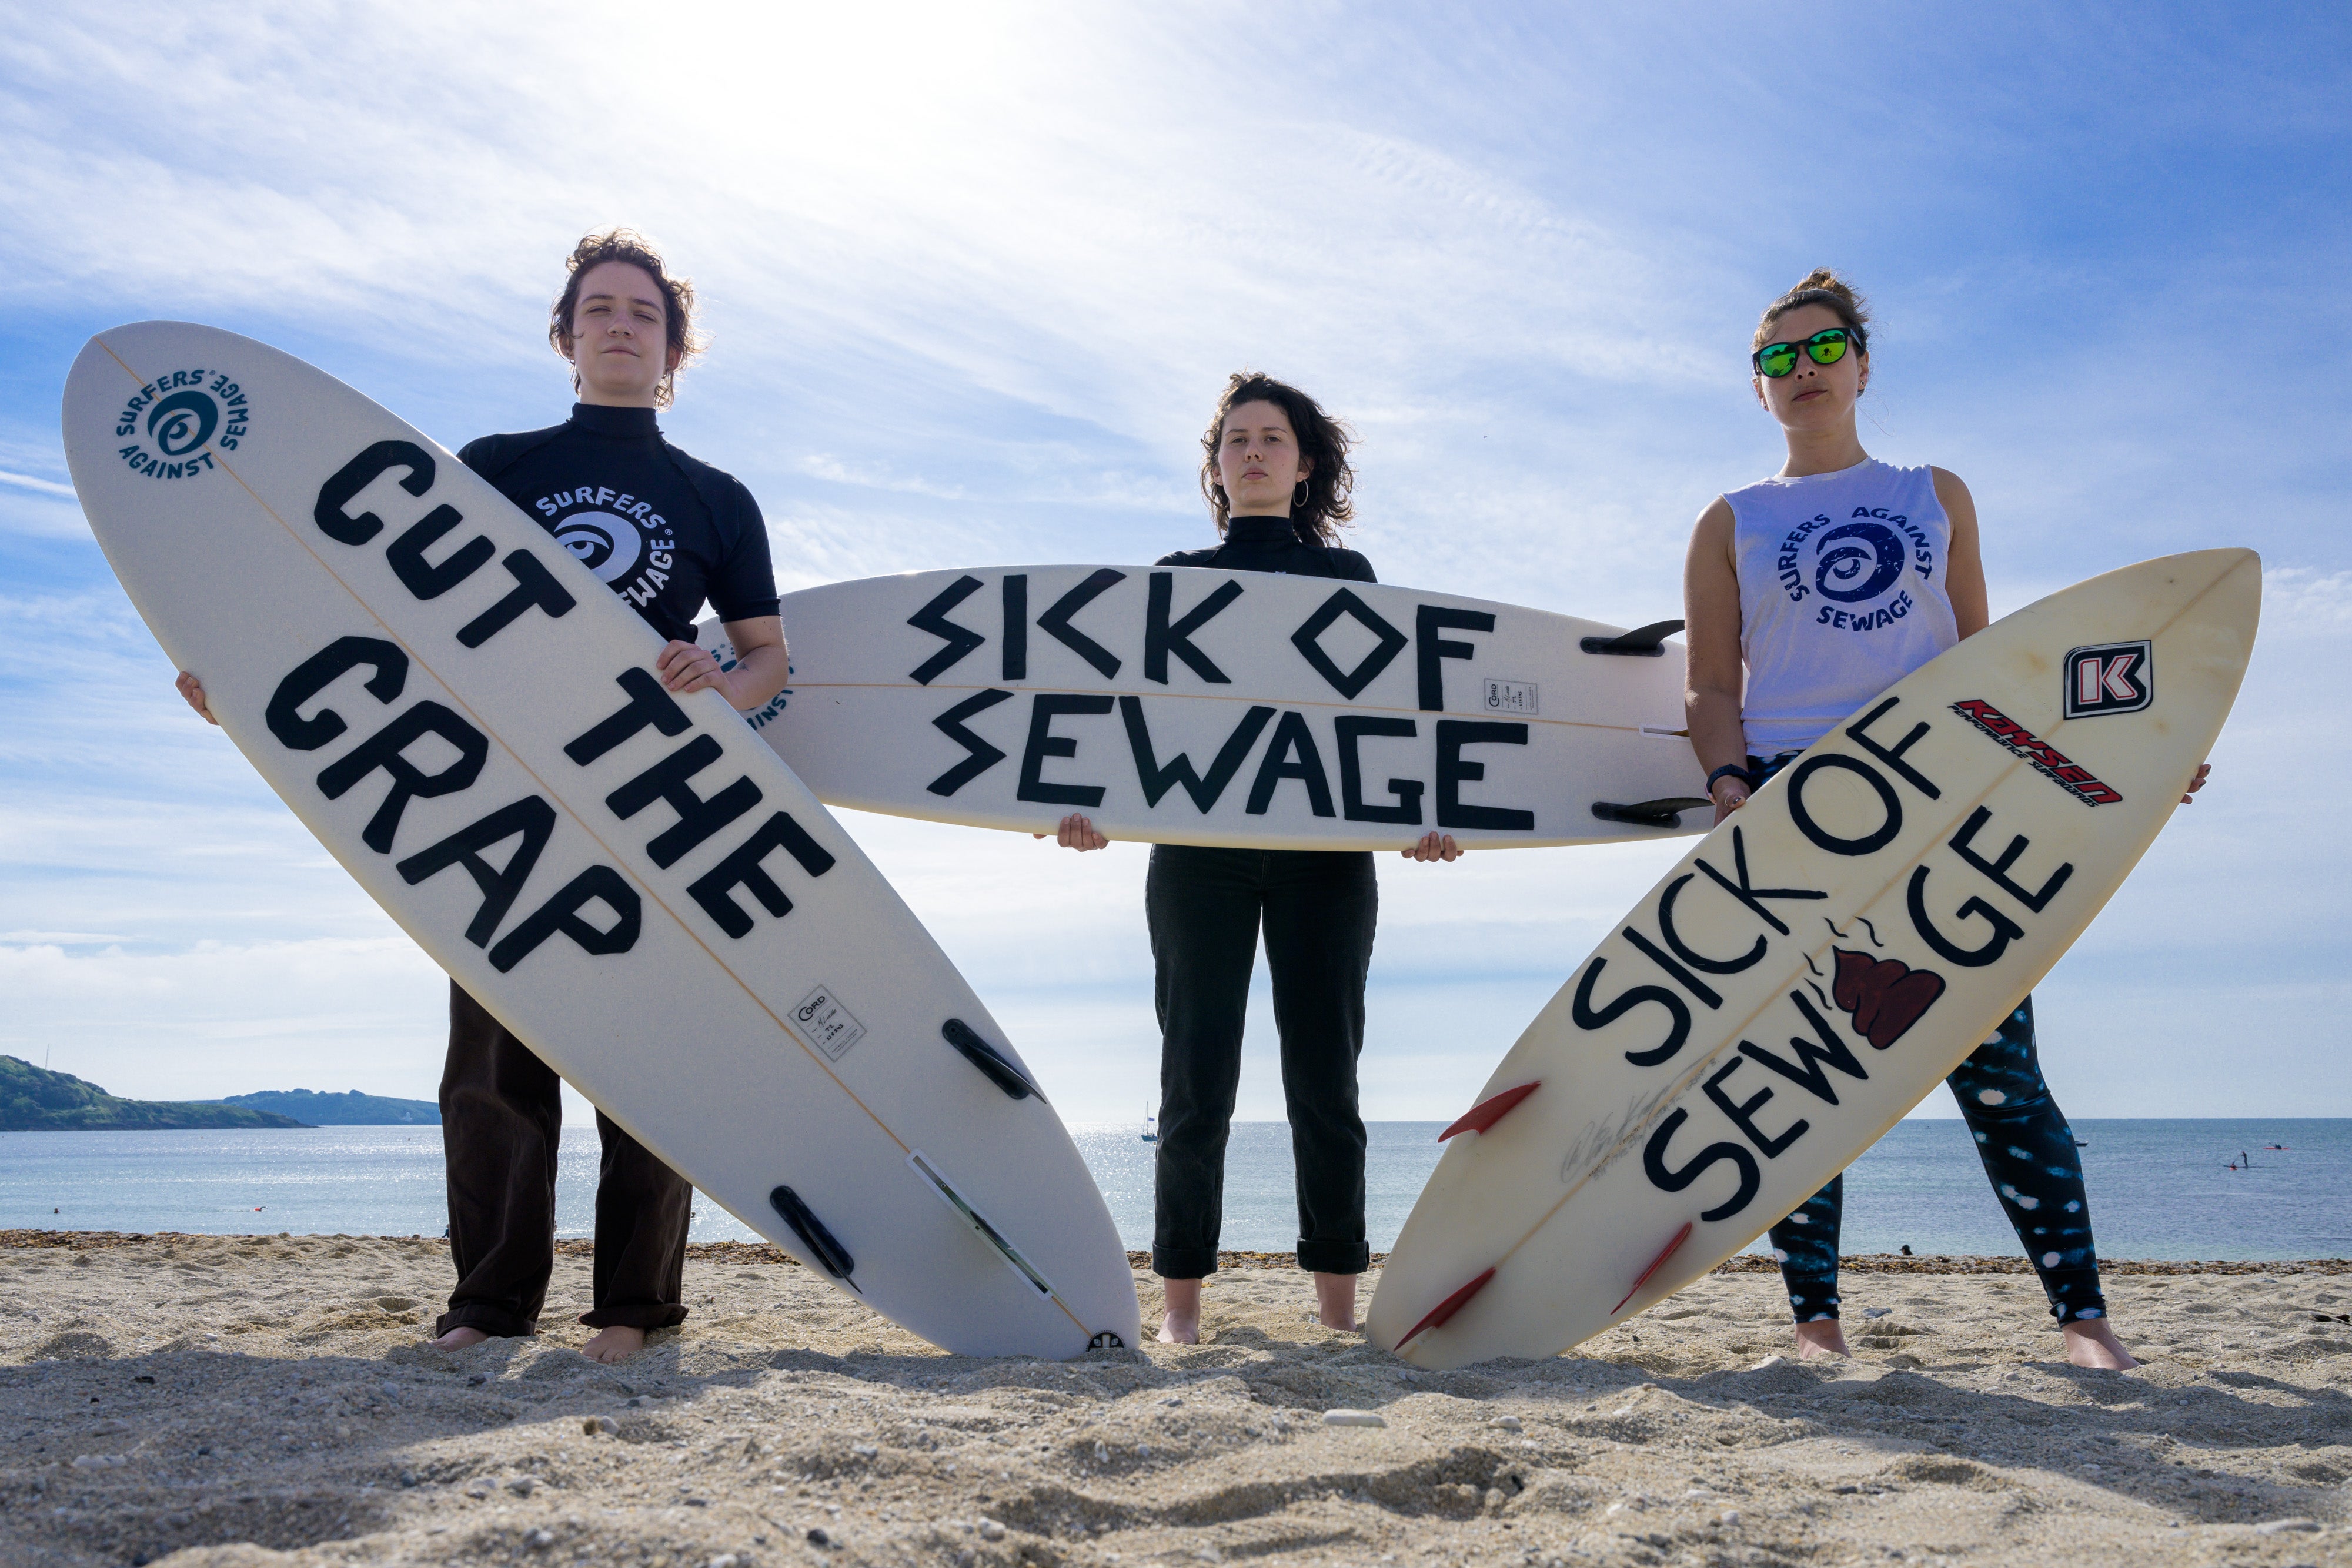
xmin=1707 ymin=763 xmax=1757 ymax=795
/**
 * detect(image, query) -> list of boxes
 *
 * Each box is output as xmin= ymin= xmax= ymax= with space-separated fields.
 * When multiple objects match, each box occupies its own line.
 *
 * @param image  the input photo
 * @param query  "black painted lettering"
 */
xmin=1001 ymin=575 xmax=1027 ymax=681
xmin=1620 ymin=927 xmax=1725 ymax=1008
xmin=395 ymin=795 xmax=557 ymax=947
xmin=1845 ymin=697 xmax=1942 ymax=798
xmin=1906 ymin=865 xmax=2025 ymax=967
xmin=1145 ymin=573 xmax=1240 ymax=684
xmin=1738 ymin=991 xmax=1870 ymax=1104
xmin=487 ymin=865 xmax=641 ymax=972
xmin=1416 ymin=605 xmax=1494 ymax=710
xmin=1949 ymin=805 xmax=2074 ymax=913
xmin=1119 ymin=697 xmax=1272 ymax=811
xmin=687 ymin=811 xmax=837 ymax=938
xmin=266 ymin=637 xmax=407 ymax=751
xmin=1656 ymin=872 xmax=1766 ymax=975
xmin=457 ymin=551 xmax=577 ymax=648
xmin=1435 ymin=720 xmax=1534 ymax=831
xmin=1017 ymin=694 xmax=1114 ymax=807
xmin=908 ymin=574 xmax=985 ymax=685
xmin=1692 ymin=825 xmax=1828 ymax=935
xmin=1037 ymin=569 xmax=1125 ymax=678
xmin=1787 ymin=754 xmax=1903 ymax=857
xmin=605 ymin=736 xmax=763 ymax=868
xmin=564 ymin=668 xmax=689 ymax=765
xmin=1703 ymin=1056 xmax=1808 ymax=1158
xmin=316 ymin=701 xmax=490 ymax=853
xmin=385 ymin=504 xmax=494 ymax=600
xmin=314 ymin=439 xmax=433 ymax=546
xmin=1289 ymin=589 xmax=1408 ymax=699
xmin=1641 ymin=1108 xmax=1759 ymax=1222
xmin=927 ymin=688 xmax=1014 ymax=797
xmin=1572 ymin=955 xmax=1693 ymax=1068
xmin=1244 ymin=711 xmax=1335 ymax=817
xmin=1336 ymin=716 xmax=1424 ymax=825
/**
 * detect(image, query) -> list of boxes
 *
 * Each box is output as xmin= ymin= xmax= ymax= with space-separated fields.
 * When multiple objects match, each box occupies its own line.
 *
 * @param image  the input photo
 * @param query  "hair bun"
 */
xmin=1755 ymin=268 xmax=1871 ymax=352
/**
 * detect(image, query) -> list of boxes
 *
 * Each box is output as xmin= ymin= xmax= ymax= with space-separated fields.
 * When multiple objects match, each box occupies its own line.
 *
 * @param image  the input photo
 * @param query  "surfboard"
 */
xmin=698 ymin=567 xmax=1709 ymax=850
xmin=62 ymin=322 xmax=1139 ymax=1359
xmin=1363 ymin=550 xmax=2259 ymax=1369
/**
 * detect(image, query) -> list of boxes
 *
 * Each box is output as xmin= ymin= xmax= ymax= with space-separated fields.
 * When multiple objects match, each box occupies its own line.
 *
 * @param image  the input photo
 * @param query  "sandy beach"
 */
xmin=2 ymin=1233 xmax=2346 ymax=1568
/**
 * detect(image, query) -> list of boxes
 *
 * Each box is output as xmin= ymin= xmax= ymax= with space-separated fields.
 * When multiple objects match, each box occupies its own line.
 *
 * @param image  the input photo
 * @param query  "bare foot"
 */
xmin=1314 ymin=1271 xmax=1358 ymax=1333
xmin=1794 ymin=1319 xmax=1850 ymax=1360
xmin=1157 ymin=1278 xmax=1201 ymax=1345
xmin=2062 ymin=1318 xmax=2139 ymax=1370
xmin=430 ymin=1326 xmax=490 ymax=1351
xmin=581 ymin=1325 xmax=646 ymax=1363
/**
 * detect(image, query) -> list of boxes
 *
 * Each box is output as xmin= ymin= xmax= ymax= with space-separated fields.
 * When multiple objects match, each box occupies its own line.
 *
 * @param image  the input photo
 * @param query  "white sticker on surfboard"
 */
xmin=1364 ymin=550 xmax=2258 ymax=1369
xmin=62 ymin=322 xmax=1139 ymax=1359
xmin=700 ymin=570 xmax=1709 ymax=851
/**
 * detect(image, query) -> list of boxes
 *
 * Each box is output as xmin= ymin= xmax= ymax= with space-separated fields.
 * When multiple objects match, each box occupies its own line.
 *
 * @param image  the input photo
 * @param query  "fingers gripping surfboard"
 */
xmin=699 ymin=570 xmax=1709 ymax=851
xmin=62 ymin=323 xmax=1139 ymax=1359
xmin=1367 ymin=551 xmax=2259 ymax=1368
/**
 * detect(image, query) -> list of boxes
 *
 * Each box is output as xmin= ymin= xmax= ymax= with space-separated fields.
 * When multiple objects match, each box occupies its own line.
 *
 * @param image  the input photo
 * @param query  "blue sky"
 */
xmin=3 ymin=4 xmax=2347 ymax=1122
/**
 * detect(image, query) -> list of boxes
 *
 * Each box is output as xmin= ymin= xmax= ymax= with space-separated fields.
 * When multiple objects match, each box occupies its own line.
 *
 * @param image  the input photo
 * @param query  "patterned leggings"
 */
xmin=1746 ymin=750 xmax=2108 ymax=1328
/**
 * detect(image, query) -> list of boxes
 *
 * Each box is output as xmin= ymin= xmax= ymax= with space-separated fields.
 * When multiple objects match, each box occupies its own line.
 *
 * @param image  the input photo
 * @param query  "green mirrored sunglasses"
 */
xmin=1753 ymin=327 xmax=1856 ymax=378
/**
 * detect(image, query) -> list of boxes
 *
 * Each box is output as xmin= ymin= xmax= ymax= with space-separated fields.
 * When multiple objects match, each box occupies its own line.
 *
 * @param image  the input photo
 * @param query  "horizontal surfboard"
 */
xmin=62 ymin=322 xmax=1138 ymax=1359
xmin=1365 ymin=550 xmax=2258 ymax=1368
xmin=699 ymin=567 xmax=1710 ymax=851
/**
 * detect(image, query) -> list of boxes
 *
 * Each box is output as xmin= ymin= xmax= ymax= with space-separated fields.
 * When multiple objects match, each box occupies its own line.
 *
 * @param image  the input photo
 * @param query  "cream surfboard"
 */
xmin=699 ymin=567 xmax=1710 ymax=850
xmin=1365 ymin=550 xmax=2258 ymax=1368
xmin=62 ymin=322 xmax=1139 ymax=1359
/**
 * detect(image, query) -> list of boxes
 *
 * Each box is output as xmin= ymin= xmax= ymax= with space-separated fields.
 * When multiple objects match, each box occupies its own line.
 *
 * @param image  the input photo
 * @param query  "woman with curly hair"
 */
xmin=1043 ymin=373 xmax=1458 ymax=1343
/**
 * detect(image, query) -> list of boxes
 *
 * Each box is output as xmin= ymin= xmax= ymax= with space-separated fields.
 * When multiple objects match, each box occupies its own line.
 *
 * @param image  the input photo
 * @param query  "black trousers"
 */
xmin=433 ymin=981 xmax=692 ymax=1338
xmin=1146 ymin=845 xmax=1378 ymax=1279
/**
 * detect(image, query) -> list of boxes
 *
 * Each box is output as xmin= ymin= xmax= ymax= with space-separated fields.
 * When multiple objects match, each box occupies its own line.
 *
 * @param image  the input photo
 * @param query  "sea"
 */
xmin=2 ymin=1119 xmax=2344 ymax=1261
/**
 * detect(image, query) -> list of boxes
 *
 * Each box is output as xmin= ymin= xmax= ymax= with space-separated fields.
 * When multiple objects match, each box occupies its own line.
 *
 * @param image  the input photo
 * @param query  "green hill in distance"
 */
xmin=1 ymin=1056 xmax=307 ymax=1131
xmin=220 ymin=1088 xmax=440 ymax=1125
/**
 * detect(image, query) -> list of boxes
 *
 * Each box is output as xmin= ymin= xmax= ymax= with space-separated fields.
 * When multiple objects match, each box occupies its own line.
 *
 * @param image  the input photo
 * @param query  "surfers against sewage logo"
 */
xmin=533 ymin=484 xmax=679 ymax=610
xmin=112 ymin=367 xmax=253 ymax=480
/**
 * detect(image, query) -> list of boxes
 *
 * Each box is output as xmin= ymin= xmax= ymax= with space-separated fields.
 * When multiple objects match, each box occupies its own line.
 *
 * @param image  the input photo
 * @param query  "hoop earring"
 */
xmin=1292 ymin=479 xmax=1310 ymax=509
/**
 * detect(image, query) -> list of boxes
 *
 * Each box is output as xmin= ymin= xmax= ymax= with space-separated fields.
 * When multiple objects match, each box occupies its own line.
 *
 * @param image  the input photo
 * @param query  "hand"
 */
xmin=2181 ymin=761 xmax=2211 ymax=805
xmin=1710 ymin=777 xmax=1750 ymax=825
xmin=655 ymin=638 xmax=729 ymax=700
xmin=175 ymin=671 xmax=219 ymax=725
xmin=1033 ymin=813 xmax=1107 ymax=851
xmin=1400 ymin=831 xmax=1460 ymax=862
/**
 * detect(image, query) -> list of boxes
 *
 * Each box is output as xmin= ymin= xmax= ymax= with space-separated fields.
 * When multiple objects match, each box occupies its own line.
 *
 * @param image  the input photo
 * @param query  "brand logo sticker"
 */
xmin=793 ymin=984 xmax=867 ymax=1061
xmin=1950 ymin=698 xmax=2124 ymax=807
xmin=2062 ymin=640 xmax=2153 ymax=718
xmin=110 ymin=367 xmax=253 ymax=482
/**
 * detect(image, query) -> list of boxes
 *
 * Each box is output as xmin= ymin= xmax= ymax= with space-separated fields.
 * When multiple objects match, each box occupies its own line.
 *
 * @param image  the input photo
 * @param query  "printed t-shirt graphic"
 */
xmin=459 ymin=403 xmax=779 ymax=644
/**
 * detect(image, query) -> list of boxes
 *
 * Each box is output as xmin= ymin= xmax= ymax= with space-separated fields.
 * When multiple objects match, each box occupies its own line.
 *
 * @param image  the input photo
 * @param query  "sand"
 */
xmin=2 ymin=1235 xmax=2347 ymax=1568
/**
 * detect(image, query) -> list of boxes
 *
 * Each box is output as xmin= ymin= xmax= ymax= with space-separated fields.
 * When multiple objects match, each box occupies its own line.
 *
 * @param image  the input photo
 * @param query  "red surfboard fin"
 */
xmin=1438 ymin=1081 xmax=1540 ymax=1141
xmin=1611 ymin=1221 xmax=1693 ymax=1315
xmin=1394 ymin=1266 xmax=1497 ymax=1349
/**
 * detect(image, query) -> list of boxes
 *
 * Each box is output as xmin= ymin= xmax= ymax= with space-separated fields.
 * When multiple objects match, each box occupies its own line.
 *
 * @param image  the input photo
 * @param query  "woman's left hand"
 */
xmin=656 ymin=638 xmax=729 ymax=700
xmin=2181 ymin=761 xmax=2211 ymax=805
xmin=1401 ymin=831 xmax=1461 ymax=863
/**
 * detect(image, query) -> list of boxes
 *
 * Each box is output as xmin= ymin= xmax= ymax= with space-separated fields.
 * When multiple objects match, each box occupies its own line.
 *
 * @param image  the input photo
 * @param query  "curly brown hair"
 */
xmin=549 ymin=229 xmax=703 ymax=407
xmin=1754 ymin=267 xmax=1872 ymax=355
xmin=1197 ymin=372 xmax=1357 ymax=546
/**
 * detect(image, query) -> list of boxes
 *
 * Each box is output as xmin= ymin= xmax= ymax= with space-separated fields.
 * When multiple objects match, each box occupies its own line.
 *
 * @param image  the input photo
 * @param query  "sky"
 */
xmin=2 ymin=2 xmax=2347 ymax=1124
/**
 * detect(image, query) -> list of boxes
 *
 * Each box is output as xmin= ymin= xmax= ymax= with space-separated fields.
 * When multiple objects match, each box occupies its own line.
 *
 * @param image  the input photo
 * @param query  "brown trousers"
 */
xmin=433 ymin=982 xmax=692 ymax=1338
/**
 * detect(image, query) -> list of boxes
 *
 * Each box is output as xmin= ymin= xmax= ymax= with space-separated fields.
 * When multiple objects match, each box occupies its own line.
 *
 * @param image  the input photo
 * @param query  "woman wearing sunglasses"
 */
xmin=1681 ymin=269 xmax=2195 ymax=1370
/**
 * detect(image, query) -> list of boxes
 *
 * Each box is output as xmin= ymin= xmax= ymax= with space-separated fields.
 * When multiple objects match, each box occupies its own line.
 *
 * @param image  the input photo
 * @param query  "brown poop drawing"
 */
xmin=1831 ymin=948 xmax=1946 ymax=1049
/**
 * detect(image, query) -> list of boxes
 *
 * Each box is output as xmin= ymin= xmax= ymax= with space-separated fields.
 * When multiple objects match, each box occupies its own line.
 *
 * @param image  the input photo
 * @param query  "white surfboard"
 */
xmin=699 ymin=567 xmax=1709 ymax=851
xmin=62 ymin=323 xmax=1139 ymax=1359
xmin=1364 ymin=550 xmax=2258 ymax=1368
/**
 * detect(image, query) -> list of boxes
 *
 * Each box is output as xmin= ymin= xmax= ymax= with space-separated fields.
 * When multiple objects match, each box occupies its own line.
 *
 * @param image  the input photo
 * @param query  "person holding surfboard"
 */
xmin=1682 ymin=269 xmax=2210 ymax=1372
xmin=1041 ymin=373 xmax=1459 ymax=1344
xmin=178 ymin=229 xmax=790 ymax=1363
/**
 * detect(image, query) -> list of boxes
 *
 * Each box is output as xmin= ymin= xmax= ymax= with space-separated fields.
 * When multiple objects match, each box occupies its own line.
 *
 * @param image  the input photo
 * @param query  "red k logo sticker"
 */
xmin=2063 ymin=640 xmax=2153 ymax=718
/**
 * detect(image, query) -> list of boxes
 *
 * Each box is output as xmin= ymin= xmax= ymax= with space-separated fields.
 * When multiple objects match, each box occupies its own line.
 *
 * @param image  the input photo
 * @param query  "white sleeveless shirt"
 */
xmin=1728 ymin=459 xmax=1957 ymax=755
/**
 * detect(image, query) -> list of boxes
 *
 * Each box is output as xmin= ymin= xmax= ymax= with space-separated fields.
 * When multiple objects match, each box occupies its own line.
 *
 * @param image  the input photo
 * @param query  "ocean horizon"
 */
xmin=4 ymin=1118 xmax=2343 ymax=1264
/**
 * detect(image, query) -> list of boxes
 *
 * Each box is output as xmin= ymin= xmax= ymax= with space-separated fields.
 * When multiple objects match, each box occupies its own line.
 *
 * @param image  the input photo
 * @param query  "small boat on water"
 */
xmin=1141 ymin=1109 xmax=1158 ymax=1144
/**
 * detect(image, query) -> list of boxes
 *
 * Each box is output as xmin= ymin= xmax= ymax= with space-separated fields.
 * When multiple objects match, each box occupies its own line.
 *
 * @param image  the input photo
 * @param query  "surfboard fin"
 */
xmin=1579 ymin=619 xmax=1684 ymax=657
xmin=1395 ymin=1266 xmax=1496 ymax=1349
xmin=942 ymin=1018 xmax=1044 ymax=1102
xmin=1611 ymin=1221 xmax=1693 ymax=1315
xmin=1591 ymin=797 xmax=1711 ymax=828
xmin=769 ymin=1185 xmax=860 ymax=1293
xmin=1438 ymin=1081 xmax=1540 ymax=1141
xmin=908 ymin=1151 xmax=1057 ymax=1300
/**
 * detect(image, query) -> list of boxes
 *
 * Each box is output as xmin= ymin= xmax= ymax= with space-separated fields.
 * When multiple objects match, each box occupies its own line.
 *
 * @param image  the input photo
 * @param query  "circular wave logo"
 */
xmin=1813 ymin=521 xmax=1906 ymax=604
xmin=552 ymin=511 xmax=644 ymax=584
xmin=146 ymin=390 xmax=218 ymax=457
xmin=111 ymin=367 xmax=251 ymax=482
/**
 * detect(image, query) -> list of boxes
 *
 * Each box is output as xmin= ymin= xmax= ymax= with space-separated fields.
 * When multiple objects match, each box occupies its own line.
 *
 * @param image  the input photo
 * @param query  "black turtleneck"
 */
xmin=457 ymin=403 xmax=779 ymax=644
xmin=1155 ymin=514 xmax=1376 ymax=583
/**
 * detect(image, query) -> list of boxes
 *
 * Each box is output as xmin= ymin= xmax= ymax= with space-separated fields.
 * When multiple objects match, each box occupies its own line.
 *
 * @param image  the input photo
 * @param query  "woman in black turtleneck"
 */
xmin=1045 ymin=373 xmax=1458 ymax=1344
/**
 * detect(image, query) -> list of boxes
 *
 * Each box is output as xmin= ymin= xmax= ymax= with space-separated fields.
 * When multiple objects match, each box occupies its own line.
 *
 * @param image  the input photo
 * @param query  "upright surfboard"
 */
xmin=1365 ymin=551 xmax=2257 ymax=1368
xmin=700 ymin=567 xmax=1709 ymax=850
xmin=62 ymin=323 xmax=1138 ymax=1359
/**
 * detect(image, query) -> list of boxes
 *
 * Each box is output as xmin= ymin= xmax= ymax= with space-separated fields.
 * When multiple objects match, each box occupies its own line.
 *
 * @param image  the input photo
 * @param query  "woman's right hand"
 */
xmin=1033 ymin=813 xmax=1108 ymax=851
xmin=1710 ymin=775 xmax=1750 ymax=825
xmin=175 ymin=671 xmax=219 ymax=725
